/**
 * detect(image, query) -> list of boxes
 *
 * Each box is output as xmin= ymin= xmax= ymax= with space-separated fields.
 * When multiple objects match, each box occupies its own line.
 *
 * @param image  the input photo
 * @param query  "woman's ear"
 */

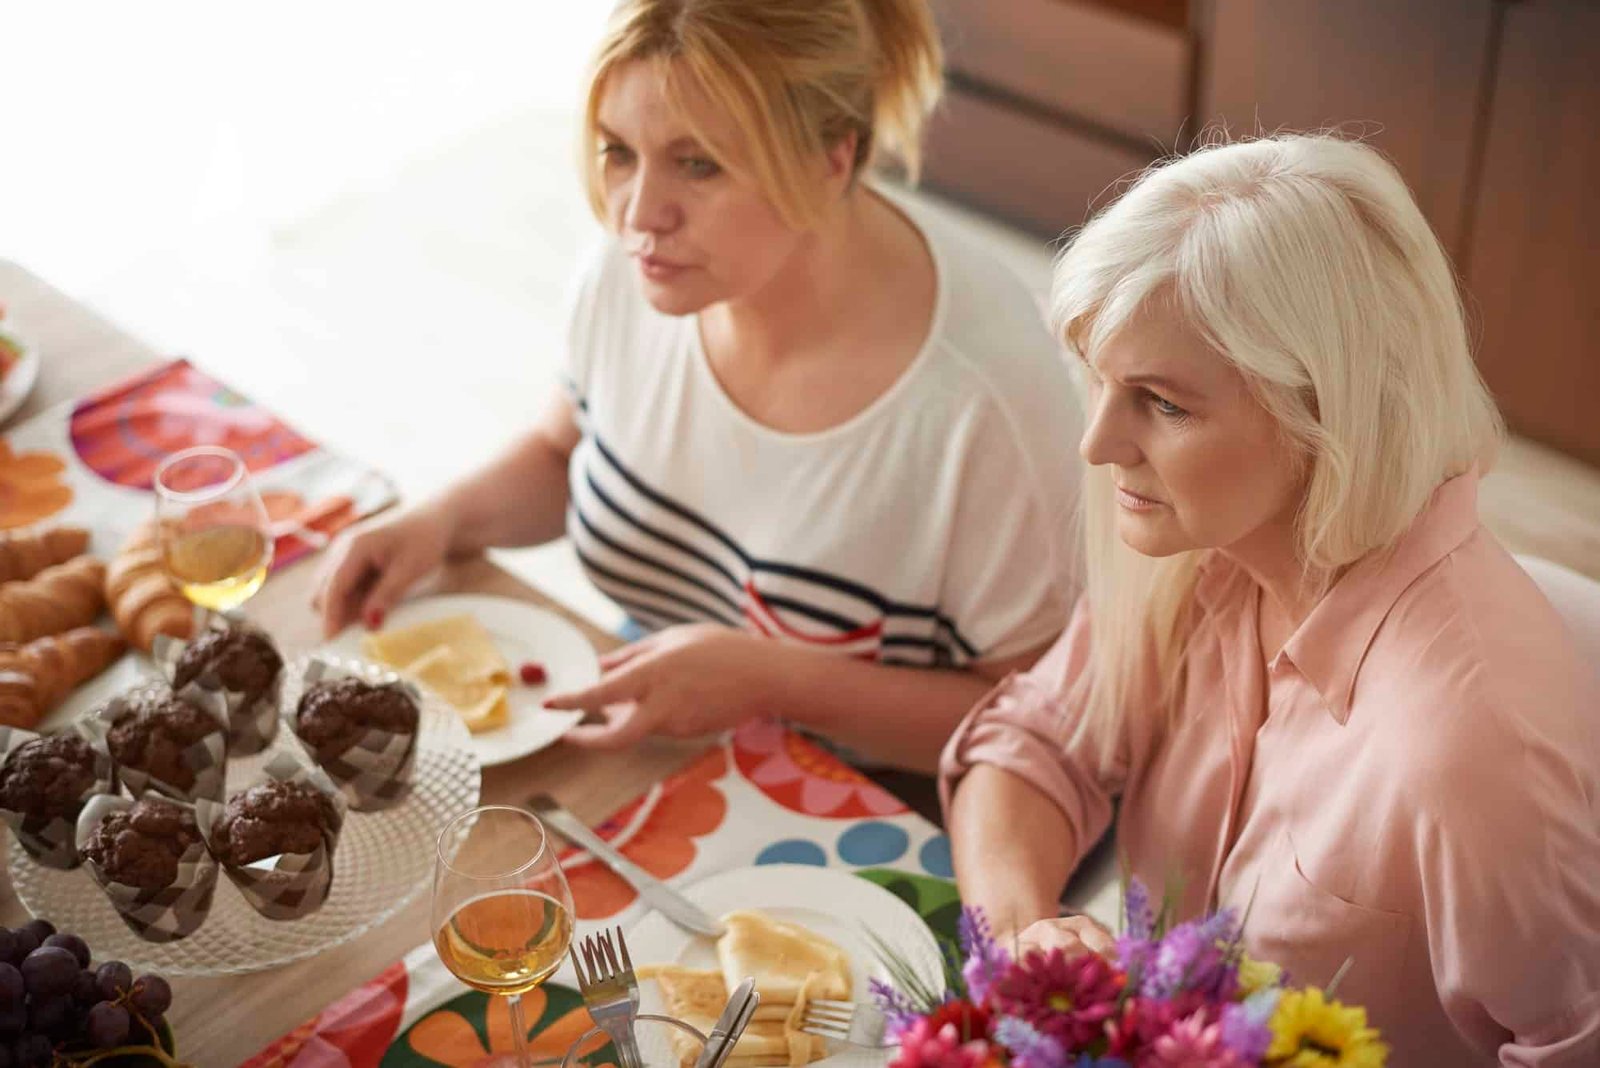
xmin=825 ymin=130 xmax=860 ymax=187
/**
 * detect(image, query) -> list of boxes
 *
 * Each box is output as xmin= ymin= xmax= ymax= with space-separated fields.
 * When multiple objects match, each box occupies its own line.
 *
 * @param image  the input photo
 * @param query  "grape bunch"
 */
xmin=0 ymin=918 xmax=177 ymax=1067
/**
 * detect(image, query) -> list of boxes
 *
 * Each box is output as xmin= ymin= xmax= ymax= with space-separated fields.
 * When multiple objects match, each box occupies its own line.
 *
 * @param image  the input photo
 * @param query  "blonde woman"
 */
xmin=942 ymin=135 xmax=1600 ymax=1064
xmin=314 ymin=0 xmax=1082 ymax=771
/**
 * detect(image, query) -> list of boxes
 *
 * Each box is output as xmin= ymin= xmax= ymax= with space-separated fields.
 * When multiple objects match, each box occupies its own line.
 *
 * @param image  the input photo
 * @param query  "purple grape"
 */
xmin=8 ymin=933 xmax=36 ymax=963
xmin=129 ymin=974 xmax=172 ymax=1017
xmin=0 ymin=1041 xmax=12 ymax=1068
xmin=19 ymin=948 xmax=74 ymax=1000
xmin=41 ymin=934 xmax=88 ymax=970
xmin=0 ymin=933 xmax=17 ymax=969
xmin=10 ymin=1034 xmax=47 ymax=1068
xmin=0 ymin=1007 xmax=20 ymax=1039
xmin=94 ymin=961 xmax=132 ymax=1002
xmin=15 ymin=922 xmax=51 ymax=947
xmin=0 ymin=966 xmax=18 ymax=1010
xmin=25 ymin=995 xmax=69 ymax=1035
xmin=87 ymin=1001 xmax=130 ymax=1049
xmin=72 ymin=968 xmax=101 ymax=1005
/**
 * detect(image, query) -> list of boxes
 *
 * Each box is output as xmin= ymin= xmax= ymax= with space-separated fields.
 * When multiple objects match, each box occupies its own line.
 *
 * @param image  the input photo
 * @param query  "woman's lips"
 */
xmin=635 ymin=253 xmax=692 ymax=281
xmin=1116 ymin=485 xmax=1165 ymax=511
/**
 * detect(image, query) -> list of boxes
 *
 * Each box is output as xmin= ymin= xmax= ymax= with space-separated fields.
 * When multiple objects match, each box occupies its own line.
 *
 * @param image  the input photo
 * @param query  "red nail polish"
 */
xmin=365 ymin=608 xmax=384 ymax=629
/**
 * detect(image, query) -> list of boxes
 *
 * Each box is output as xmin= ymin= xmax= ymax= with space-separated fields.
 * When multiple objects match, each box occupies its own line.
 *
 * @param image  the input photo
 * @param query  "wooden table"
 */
xmin=0 ymin=260 xmax=711 ymax=1064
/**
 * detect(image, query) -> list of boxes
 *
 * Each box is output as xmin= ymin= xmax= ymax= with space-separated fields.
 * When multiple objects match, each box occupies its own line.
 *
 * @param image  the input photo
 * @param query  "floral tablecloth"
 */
xmin=1 ymin=358 xmax=395 ymax=565
xmin=242 ymin=721 xmax=965 ymax=1068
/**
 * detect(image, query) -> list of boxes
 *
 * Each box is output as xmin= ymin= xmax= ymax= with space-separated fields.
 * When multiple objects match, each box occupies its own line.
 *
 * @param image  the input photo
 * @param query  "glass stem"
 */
xmin=508 ymin=991 xmax=532 ymax=1068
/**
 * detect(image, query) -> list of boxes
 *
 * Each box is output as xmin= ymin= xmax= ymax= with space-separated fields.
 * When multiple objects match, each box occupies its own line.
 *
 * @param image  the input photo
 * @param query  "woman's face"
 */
xmin=595 ymin=59 xmax=826 ymax=316
xmin=1078 ymin=301 xmax=1306 ymax=559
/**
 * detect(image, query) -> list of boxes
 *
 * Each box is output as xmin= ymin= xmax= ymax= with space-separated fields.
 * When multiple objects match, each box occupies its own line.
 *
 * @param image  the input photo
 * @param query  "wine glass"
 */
xmin=433 ymin=805 xmax=576 ymax=1068
xmin=153 ymin=445 xmax=274 ymax=611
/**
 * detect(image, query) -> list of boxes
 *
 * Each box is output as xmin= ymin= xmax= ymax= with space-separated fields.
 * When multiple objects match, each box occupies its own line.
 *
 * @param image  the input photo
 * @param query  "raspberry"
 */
xmin=518 ymin=661 xmax=547 ymax=685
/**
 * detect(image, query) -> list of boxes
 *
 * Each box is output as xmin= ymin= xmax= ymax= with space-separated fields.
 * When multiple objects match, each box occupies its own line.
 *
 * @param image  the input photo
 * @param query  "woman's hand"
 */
xmin=1001 ymin=915 xmax=1117 ymax=960
xmin=311 ymin=504 xmax=456 ymax=638
xmin=542 ymin=624 xmax=777 ymax=748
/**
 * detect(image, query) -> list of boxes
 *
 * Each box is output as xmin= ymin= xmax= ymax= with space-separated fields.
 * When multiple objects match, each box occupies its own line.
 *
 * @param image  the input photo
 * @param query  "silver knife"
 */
xmin=528 ymin=793 xmax=727 ymax=938
xmin=699 ymin=978 xmax=759 ymax=1068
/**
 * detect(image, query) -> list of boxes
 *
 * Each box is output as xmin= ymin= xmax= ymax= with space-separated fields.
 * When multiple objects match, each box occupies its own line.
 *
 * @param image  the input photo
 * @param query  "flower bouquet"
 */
xmin=871 ymin=879 xmax=1387 ymax=1068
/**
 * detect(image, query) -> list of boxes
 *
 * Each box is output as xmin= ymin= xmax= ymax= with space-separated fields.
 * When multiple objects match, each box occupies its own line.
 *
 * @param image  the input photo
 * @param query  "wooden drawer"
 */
xmin=933 ymin=0 xmax=1193 ymax=144
xmin=922 ymin=85 xmax=1156 ymax=237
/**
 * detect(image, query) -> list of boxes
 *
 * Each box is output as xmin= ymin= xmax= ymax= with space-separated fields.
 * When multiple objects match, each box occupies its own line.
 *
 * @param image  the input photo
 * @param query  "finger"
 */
xmin=543 ymin=663 xmax=646 ymax=712
xmin=318 ymin=551 xmax=376 ymax=638
xmin=598 ymin=637 xmax=655 ymax=672
xmin=356 ymin=552 xmax=425 ymax=630
xmin=562 ymin=703 xmax=653 ymax=750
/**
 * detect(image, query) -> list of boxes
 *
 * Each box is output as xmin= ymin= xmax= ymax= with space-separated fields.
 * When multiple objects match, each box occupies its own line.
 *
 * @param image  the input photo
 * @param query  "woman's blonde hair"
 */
xmin=580 ymin=0 xmax=942 ymax=228
xmin=1053 ymin=133 xmax=1504 ymax=754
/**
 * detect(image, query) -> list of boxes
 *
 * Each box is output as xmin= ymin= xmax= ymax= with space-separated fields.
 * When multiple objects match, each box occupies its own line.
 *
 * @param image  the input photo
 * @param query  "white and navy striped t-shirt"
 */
xmin=562 ymin=197 xmax=1084 ymax=668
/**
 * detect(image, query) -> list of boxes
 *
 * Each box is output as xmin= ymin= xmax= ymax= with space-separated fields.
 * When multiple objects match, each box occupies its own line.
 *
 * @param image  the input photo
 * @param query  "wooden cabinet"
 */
xmin=923 ymin=0 xmax=1600 ymax=466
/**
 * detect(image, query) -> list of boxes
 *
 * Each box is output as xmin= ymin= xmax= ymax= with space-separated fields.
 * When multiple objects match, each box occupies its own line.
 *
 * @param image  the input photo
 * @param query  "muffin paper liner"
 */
xmin=75 ymin=792 xmax=218 ymax=942
xmin=286 ymin=656 xmax=419 ymax=812
xmin=0 ymin=724 xmax=116 ymax=869
xmin=195 ymin=749 xmax=347 ymax=922
xmin=153 ymin=608 xmax=283 ymax=756
xmin=82 ymin=681 xmax=231 ymax=804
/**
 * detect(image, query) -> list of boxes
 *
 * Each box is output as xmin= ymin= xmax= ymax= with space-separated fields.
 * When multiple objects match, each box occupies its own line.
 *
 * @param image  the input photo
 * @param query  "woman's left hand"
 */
xmin=1009 ymin=915 xmax=1117 ymax=960
xmin=541 ymin=624 xmax=777 ymax=748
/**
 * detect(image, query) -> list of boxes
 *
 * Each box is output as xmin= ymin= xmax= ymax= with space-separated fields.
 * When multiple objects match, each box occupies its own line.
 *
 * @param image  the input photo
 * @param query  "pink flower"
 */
xmin=990 ymin=949 xmax=1124 ymax=1050
xmin=889 ymin=1018 xmax=998 ymax=1068
xmin=1135 ymin=1013 xmax=1246 ymax=1068
xmin=1106 ymin=998 xmax=1222 ymax=1062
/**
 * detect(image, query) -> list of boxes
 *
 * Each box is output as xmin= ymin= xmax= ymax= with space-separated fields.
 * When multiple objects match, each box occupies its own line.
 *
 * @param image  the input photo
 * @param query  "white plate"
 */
xmin=625 ymin=865 xmax=944 ymax=1068
xmin=9 ymin=656 xmax=482 ymax=976
xmin=321 ymin=593 xmax=594 ymax=766
xmin=0 ymin=328 xmax=40 ymax=427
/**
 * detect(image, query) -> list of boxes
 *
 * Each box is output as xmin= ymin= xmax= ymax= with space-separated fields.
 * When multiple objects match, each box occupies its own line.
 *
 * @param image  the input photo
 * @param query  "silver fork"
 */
xmin=570 ymin=927 xmax=644 ymax=1068
xmin=800 ymin=1000 xmax=892 ymax=1049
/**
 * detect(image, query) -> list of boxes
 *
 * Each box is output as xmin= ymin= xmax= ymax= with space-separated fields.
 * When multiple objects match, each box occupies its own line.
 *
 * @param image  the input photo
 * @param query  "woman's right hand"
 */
xmin=311 ymin=504 xmax=456 ymax=638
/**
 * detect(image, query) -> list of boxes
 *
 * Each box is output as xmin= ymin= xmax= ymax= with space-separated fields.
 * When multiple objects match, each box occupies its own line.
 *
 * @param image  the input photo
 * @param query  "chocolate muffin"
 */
xmin=173 ymin=626 xmax=283 ymax=705
xmin=0 ymin=734 xmax=99 ymax=822
xmin=210 ymin=780 xmax=338 ymax=866
xmin=82 ymin=797 xmax=200 ymax=891
xmin=106 ymin=690 xmax=217 ymax=792
xmin=295 ymin=678 xmax=419 ymax=759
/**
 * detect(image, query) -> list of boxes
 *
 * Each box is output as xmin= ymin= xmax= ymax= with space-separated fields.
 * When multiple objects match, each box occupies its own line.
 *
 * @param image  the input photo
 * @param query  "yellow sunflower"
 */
xmin=1266 ymin=987 xmax=1388 ymax=1067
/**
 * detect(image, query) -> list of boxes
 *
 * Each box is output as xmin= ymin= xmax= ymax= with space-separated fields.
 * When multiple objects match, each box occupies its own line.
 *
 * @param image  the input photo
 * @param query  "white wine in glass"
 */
xmin=434 ymin=806 xmax=576 ymax=1066
xmin=153 ymin=446 xmax=274 ymax=611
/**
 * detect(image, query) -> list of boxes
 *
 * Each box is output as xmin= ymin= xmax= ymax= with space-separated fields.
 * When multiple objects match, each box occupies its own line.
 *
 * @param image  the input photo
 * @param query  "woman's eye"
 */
xmin=1148 ymin=392 xmax=1188 ymax=419
xmin=680 ymin=156 xmax=721 ymax=179
xmin=600 ymin=142 xmax=635 ymax=165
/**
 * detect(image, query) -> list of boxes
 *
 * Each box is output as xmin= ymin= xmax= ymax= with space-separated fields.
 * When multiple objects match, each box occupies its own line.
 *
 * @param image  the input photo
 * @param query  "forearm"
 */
xmin=949 ymin=763 xmax=1076 ymax=938
xmin=431 ymin=430 xmax=573 ymax=555
xmin=754 ymin=644 xmax=992 ymax=774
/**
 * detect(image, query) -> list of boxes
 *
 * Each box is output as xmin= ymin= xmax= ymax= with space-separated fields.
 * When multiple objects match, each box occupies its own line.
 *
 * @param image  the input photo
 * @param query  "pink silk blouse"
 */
xmin=940 ymin=473 xmax=1600 ymax=1065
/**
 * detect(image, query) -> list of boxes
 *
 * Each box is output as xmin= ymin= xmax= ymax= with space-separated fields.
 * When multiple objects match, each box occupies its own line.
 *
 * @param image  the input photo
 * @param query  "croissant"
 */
xmin=0 ymin=626 xmax=126 ymax=728
xmin=105 ymin=523 xmax=194 ymax=652
xmin=0 ymin=526 xmax=91 ymax=584
xmin=0 ymin=556 xmax=106 ymax=644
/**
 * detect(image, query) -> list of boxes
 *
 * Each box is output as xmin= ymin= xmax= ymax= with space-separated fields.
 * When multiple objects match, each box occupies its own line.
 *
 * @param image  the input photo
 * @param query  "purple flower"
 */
xmin=994 ymin=1016 xmax=1068 ymax=1068
xmin=1122 ymin=878 xmax=1155 ymax=941
xmin=958 ymin=906 xmax=1012 ymax=1003
xmin=1140 ymin=923 xmax=1236 ymax=1003
xmin=1114 ymin=934 xmax=1157 ymax=989
xmin=871 ymin=976 xmax=924 ymax=1041
xmin=1193 ymin=907 xmax=1240 ymax=948
xmin=1217 ymin=989 xmax=1280 ymax=1062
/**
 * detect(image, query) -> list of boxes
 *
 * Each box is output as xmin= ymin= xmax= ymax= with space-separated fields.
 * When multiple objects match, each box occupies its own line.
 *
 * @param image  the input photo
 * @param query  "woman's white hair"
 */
xmin=1053 ymin=133 xmax=1504 ymax=754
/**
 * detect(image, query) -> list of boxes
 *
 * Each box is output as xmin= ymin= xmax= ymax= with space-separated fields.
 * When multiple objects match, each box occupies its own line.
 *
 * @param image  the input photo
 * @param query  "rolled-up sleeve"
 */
xmin=938 ymin=598 xmax=1128 ymax=873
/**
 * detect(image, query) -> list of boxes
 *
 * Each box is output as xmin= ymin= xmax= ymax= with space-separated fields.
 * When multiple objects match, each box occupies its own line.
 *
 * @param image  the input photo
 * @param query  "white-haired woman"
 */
xmin=313 ymin=0 xmax=1082 ymax=771
xmin=942 ymin=135 xmax=1599 ymax=1065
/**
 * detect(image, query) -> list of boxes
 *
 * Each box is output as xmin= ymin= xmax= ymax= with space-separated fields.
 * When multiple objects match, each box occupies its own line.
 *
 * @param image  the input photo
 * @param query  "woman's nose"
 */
xmin=1079 ymin=391 xmax=1142 ymax=468
xmin=623 ymin=166 xmax=680 ymax=236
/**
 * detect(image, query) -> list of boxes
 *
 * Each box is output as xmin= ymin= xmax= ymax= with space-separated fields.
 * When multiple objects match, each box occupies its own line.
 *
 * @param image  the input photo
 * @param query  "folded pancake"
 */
xmin=716 ymin=911 xmax=851 ymax=1005
xmin=362 ymin=615 xmax=512 ymax=733
xmin=401 ymin=645 xmax=509 ymax=733
xmin=646 ymin=961 xmax=827 ymax=1068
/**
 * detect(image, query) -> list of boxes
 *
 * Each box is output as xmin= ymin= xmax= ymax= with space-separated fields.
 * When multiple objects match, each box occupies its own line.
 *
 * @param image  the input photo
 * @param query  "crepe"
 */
xmin=643 ymin=911 xmax=847 ymax=1068
xmin=716 ymin=911 xmax=851 ymax=1004
xmin=362 ymin=615 xmax=511 ymax=733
